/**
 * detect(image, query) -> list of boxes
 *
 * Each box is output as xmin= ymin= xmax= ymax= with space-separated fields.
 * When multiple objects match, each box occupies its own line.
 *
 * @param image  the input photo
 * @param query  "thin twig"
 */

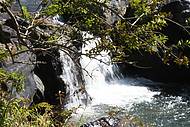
xmin=16 ymin=0 xmax=24 ymax=17
xmin=131 ymin=13 xmax=145 ymax=28
xmin=165 ymin=17 xmax=190 ymax=36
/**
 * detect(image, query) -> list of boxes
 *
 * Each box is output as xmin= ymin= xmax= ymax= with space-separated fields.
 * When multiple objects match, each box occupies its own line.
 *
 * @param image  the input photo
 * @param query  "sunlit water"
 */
xmin=78 ymin=32 xmax=190 ymax=127
xmin=17 ymin=1 xmax=190 ymax=126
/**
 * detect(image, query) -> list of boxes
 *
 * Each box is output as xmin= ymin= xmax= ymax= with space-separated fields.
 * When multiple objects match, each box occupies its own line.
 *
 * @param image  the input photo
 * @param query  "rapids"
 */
xmin=75 ymin=32 xmax=190 ymax=127
xmin=14 ymin=0 xmax=190 ymax=126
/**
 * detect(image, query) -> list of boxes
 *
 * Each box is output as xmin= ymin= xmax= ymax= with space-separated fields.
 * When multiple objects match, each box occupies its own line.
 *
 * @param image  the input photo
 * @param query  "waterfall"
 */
xmin=80 ymin=32 xmax=121 ymax=86
xmin=60 ymin=51 xmax=87 ymax=108
xmin=56 ymin=0 xmax=159 ymax=111
xmin=57 ymin=13 xmax=190 ymax=127
xmin=52 ymin=15 xmax=89 ymax=109
xmin=80 ymin=32 xmax=159 ymax=108
xmin=57 ymin=0 xmax=158 ymax=110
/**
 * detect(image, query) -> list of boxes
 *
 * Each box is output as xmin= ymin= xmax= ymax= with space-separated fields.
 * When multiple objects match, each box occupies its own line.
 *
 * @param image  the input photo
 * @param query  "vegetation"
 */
xmin=0 ymin=0 xmax=189 ymax=66
xmin=42 ymin=0 xmax=189 ymax=65
xmin=0 ymin=68 xmax=77 ymax=127
xmin=0 ymin=0 xmax=190 ymax=126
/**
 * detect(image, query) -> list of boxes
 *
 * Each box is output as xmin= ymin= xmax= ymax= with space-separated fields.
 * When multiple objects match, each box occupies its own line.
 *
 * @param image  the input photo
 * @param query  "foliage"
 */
xmin=0 ymin=67 xmax=76 ymax=127
xmin=0 ymin=69 xmax=25 ymax=92
xmin=1 ymin=0 xmax=189 ymax=65
xmin=0 ymin=91 xmax=76 ymax=127
xmin=0 ymin=47 xmax=8 ymax=61
xmin=21 ymin=5 xmax=32 ymax=20
xmin=0 ymin=0 xmax=190 ymax=126
xmin=0 ymin=93 xmax=55 ymax=127
xmin=43 ymin=0 xmax=190 ymax=65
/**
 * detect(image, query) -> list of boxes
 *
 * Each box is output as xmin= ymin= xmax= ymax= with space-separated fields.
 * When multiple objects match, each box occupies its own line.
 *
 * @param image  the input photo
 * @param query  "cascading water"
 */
xmin=77 ymin=32 xmax=190 ymax=127
xmin=52 ymin=4 xmax=190 ymax=127
xmin=80 ymin=32 xmax=159 ymax=107
xmin=52 ymin=15 xmax=89 ymax=109
xmin=11 ymin=0 xmax=190 ymax=126
xmin=60 ymin=50 xmax=88 ymax=108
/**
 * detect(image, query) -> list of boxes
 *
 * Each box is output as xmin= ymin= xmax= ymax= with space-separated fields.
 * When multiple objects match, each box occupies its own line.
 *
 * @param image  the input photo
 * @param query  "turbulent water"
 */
xmin=18 ymin=0 xmax=190 ymax=126
xmin=77 ymin=32 xmax=190 ymax=127
xmin=60 ymin=50 xmax=87 ymax=108
xmin=80 ymin=33 xmax=158 ymax=107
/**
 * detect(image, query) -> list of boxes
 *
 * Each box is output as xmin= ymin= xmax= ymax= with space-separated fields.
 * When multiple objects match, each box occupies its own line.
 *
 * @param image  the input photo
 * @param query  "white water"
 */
xmin=80 ymin=32 xmax=159 ymax=109
xmin=57 ymin=22 xmax=190 ymax=127
xmin=57 ymin=32 xmax=190 ymax=126
xmin=59 ymin=39 xmax=88 ymax=109
xmin=16 ymin=0 xmax=190 ymax=126
xmin=60 ymin=51 xmax=83 ymax=108
xmin=77 ymin=33 xmax=190 ymax=127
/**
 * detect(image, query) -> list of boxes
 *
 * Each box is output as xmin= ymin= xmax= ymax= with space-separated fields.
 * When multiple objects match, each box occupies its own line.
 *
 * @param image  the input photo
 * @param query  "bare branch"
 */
xmin=131 ymin=13 xmax=145 ymax=28
xmin=165 ymin=17 xmax=190 ymax=36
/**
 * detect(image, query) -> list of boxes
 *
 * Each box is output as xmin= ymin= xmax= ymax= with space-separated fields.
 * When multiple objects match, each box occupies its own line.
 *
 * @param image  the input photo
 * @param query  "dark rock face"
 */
xmin=0 ymin=12 xmax=64 ymax=105
xmin=119 ymin=0 xmax=190 ymax=84
xmin=0 ymin=12 xmax=44 ymax=103
xmin=0 ymin=11 xmax=44 ymax=102
xmin=0 ymin=8 xmax=88 ymax=107
xmin=161 ymin=0 xmax=190 ymax=45
xmin=34 ymin=49 xmax=65 ymax=105
xmin=161 ymin=0 xmax=190 ymax=23
xmin=118 ymin=51 xmax=190 ymax=83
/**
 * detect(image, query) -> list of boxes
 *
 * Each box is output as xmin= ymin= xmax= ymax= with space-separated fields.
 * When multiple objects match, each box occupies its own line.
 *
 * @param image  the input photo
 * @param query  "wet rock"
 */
xmin=161 ymin=0 xmax=190 ymax=22
xmin=81 ymin=117 xmax=120 ymax=127
xmin=81 ymin=116 xmax=146 ymax=127
xmin=0 ymin=2 xmax=89 ymax=108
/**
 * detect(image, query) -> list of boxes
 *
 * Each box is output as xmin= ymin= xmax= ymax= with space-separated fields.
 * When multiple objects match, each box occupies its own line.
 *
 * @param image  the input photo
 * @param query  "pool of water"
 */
xmin=76 ymin=77 xmax=190 ymax=127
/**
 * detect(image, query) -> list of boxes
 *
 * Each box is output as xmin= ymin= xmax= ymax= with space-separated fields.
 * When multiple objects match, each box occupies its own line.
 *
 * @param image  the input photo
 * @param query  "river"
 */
xmin=78 ymin=32 xmax=190 ymax=127
xmin=15 ymin=0 xmax=190 ymax=126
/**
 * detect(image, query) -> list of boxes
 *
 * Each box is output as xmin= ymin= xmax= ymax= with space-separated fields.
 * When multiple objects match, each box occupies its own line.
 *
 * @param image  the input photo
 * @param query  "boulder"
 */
xmin=1 ymin=51 xmax=44 ymax=103
xmin=81 ymin=116 xmax=146 ymax=127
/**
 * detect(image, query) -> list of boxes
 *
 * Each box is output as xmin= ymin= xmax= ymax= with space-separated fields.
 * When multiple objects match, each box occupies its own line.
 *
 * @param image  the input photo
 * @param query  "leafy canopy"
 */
xmin=44 ymin=0 xmax=182 ymax=64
